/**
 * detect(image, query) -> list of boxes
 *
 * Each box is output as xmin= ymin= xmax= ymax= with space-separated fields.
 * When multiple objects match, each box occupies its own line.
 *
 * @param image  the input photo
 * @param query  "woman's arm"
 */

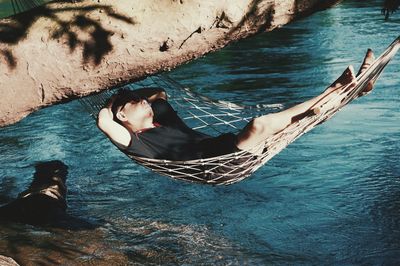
xmin=132 ymin=87 xmax=167 ymax=103
xmin=97 ymin=96 xmax=131 ymax=148
xmin=97 ymin=87 xmax=167 ymax=147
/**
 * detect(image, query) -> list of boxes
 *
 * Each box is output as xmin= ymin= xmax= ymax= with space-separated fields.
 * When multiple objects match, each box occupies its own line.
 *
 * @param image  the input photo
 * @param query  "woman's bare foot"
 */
xmin=357 ymin=49 xmax=375 ymax=76
xmin=291 ymin=66 xmax=357 ymax=120
xmin=325 ymin=65 xmax=357 ymax=94
xmin=357 ymin=49 xmax=375 ymax=96
xmin=310 ymin=66 xmax=357 ymax=115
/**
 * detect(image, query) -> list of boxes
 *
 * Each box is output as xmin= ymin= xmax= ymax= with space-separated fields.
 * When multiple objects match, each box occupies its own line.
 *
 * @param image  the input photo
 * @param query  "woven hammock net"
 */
xmin=80 ymin=36 xmax=399 ymax=185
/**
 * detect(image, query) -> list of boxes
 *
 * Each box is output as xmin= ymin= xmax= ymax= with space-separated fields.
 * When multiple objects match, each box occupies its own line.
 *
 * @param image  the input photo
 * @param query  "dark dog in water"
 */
xmin=0 ymin=160 xmax=68 ymax=225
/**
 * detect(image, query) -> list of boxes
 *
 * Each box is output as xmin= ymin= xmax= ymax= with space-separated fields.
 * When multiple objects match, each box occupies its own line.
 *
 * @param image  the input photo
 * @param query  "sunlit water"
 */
xmin=1 ymin=1 xmax=400 ymax=265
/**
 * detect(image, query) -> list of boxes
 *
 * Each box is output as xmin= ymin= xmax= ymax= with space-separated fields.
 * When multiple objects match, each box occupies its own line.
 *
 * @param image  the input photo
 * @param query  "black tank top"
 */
xmin=123 ymin=99 xmax=211 ymax=160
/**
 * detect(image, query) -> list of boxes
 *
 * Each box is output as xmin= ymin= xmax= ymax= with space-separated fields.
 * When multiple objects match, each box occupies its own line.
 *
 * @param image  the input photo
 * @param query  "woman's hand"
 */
xmin=104 ymin=94 xmax=118 ymax=109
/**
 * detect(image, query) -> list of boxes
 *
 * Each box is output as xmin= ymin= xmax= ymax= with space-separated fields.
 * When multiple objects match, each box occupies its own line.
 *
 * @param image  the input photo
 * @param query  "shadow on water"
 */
xmin=0 ymin=0 xmax=135 ymax=69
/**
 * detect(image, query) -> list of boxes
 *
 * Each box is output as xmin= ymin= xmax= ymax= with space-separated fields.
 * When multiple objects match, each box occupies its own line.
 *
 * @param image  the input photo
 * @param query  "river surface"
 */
xmin=1 ymin=1 xmax=400 ymax=265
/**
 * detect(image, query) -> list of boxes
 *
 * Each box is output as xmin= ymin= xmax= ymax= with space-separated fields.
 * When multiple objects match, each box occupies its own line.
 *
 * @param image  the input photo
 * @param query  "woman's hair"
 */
xmin=110 ymin=88 xmax=143 ymax=124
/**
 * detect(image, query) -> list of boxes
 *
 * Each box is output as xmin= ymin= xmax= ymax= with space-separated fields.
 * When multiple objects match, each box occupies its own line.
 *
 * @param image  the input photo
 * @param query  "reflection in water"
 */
xmin=382 ymin=0 xmax=400 ymax=20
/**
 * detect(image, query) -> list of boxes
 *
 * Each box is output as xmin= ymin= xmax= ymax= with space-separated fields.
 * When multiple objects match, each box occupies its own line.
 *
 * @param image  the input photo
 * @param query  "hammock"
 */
xmin=79 ymin=36 xmax=399 ymax=185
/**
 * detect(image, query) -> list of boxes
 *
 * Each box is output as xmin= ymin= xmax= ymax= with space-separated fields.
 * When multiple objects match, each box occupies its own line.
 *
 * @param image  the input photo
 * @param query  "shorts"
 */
xmin=198 ymin=133 xmax=260 ymax=184
xmin=199 ymin=133 xmax=240 ymax=158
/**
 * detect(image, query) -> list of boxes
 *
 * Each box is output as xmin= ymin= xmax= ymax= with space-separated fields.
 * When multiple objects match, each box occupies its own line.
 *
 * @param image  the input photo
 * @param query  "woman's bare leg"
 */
xmin=235 ymin=66 xmax=356 ymax=152
xmin=236 ymin=49 xmax=375 ymax=153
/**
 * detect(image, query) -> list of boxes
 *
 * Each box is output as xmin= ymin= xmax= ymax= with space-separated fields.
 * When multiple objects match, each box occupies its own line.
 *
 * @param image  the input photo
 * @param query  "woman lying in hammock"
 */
xmin=97 ymin=50 xmax=375 ymax=161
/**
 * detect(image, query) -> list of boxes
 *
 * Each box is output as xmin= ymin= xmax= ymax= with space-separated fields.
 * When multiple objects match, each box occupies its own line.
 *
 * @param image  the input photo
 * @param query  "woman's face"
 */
xmin=118 ymin=99 xmax=153 ymax=126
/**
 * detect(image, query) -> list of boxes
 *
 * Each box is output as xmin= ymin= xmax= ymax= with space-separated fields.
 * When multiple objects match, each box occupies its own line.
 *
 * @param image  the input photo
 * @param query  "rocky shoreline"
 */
xmin=0 ymin=0 xmax=341 ymax=127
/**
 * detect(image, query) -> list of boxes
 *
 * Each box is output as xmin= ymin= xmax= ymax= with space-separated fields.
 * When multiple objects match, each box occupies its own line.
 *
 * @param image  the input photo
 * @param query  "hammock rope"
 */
xmin=79 ymin=36 xmax=399 ymax=185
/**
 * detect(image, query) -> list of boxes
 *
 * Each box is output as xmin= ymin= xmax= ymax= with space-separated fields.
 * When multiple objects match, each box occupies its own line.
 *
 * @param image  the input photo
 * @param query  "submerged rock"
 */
xmin=0 ymin=161 xmax=68 ymax=225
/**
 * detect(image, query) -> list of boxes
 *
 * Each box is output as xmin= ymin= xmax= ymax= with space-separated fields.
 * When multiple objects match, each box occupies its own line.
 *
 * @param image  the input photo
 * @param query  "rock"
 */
xmin=0 ymin=161 xmax=68 ymax=225
xmin=0 ymin=256 xmax=19 ymax=266
xmin=0 ymin=0 xmax=340 ymax=127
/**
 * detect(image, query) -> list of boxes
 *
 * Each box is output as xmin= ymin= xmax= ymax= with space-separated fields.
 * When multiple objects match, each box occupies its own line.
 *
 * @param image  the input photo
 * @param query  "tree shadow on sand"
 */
xmin=0 ymin=0 xmax=135 ymax=69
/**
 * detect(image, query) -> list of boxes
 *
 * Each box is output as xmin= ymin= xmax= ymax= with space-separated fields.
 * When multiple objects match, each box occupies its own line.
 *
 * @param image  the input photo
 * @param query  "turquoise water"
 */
xmin=0 ymin=0 xmax=49 ymax=18
xmin=1 ymin=0 xmax=400 ymax=264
